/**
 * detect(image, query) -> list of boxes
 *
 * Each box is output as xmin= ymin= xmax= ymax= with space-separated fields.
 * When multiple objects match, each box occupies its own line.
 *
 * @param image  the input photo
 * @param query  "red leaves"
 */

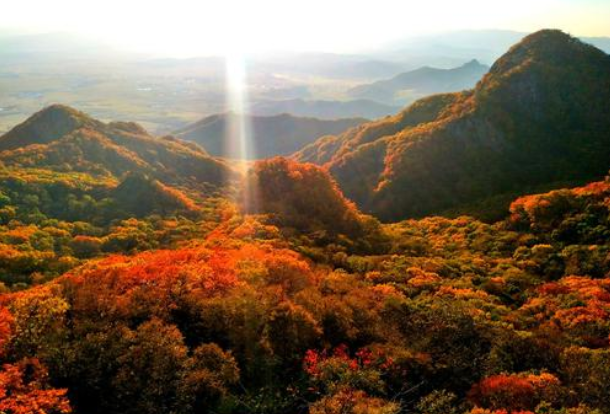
xmin=303 ymin=349 xmax=322 ymax=377
xmin=303 ymin=345 xmax=394 ymax=379
xmin=55 ymin=241 xmax=315 ymax=322
xmin=468 ymin=372 xmax=561 ymax=411
xmin=60 ymin=247 xmax=240 ymax=320
xmin=521 ymin=276 xmax=610 ymax=346
xmin=0 ymin=358 xmax=72 ymax=414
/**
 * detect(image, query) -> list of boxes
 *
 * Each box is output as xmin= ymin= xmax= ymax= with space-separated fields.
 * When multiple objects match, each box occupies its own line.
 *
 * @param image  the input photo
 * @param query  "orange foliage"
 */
xmin=243 ymin=157 xmax=370 ymax=238
xmin=436 ymin=286 xmax=491 ymax=301
xmin=55 ymin=241 xmax=313 ymax=320
xmin=0 ymin=358 xmax=71 ymax=414
xmin=521 ymin=277 xmax=610 ymax=344
xmin=59 ymin=247 xmax=239 ymax=319
xmin=2 ymin=226 xmax=38 ymax=244
xmin=155 ymin=182 xmax=199 ymax=212
xmin=468 ymin=372 xmax=561 ymax=411
xmin=509 ymin=180 xmax=610 ymax=230
xmin=469 ymin=409 xmax=535 ymax=414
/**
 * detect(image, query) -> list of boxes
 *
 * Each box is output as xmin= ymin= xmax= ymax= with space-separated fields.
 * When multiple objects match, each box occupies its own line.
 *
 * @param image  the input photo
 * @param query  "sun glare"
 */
xmin=225 ymin=52 xmax=253 ymax=161
xmin=225 ymin=49 xmax=259 ymax=210
xmin=4 ymin=0 xmax=609 ymax=57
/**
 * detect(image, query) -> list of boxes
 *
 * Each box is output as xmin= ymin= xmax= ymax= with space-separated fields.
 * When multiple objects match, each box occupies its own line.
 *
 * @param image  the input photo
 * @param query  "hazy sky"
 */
xmin=2 ymin=0 xmax=610 ymax=56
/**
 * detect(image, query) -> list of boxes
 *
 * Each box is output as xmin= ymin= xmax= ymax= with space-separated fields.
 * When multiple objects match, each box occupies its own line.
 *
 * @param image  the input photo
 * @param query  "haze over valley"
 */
xmin=2 ymin=29 xmax=608 ymax=136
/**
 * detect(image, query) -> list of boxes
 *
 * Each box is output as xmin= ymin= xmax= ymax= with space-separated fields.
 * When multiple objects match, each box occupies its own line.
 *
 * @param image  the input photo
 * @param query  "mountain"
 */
xmin=248 ymin=52 xmax=408 ymax=80
xmin=0 ymin=104 xmax=236 ymax=190
xmin=348 ymin=59 xmax=490 ymax=104
xmin=0 ymin=104 xmax=104 ymax=150
xmin=174 ymin=112 xmax=366 ymax=159
xmin=148 ymin=52 xmax=408 ymax=82
xmin=250 ymin=98 xmax=400 ymax=120
xmin=296 ymin=30 xmax=610 ymax=222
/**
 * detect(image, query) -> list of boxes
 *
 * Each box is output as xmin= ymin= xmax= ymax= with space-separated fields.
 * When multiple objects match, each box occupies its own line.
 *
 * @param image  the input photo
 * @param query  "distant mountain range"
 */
xmin=295 ymin=30 xmax=610 ymax=221
xmin=249 ymin=98 xmax=399 ymax=120
xmin=376 ymin=29 xmax=610 ymax=63
xmin=348 ymin=59 xmax=490 ymax=104
xmin=247 ymin=52 xmax=408 ymax=80
xmin=174 ymin=112 xmax=365 ymax=159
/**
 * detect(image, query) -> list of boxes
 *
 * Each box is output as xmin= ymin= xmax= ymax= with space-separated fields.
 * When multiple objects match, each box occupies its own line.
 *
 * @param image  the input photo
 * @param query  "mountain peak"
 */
xmin=485 ymin=29 xmax=609 ymax=79
xmin=23 ymin=104 xmax=96 ymax=128
xmin=0 ymin=104 xmax=101 ymax=151
xmin=519 ymin=29 xmax=578 ymax=49
xmin=475 ymin=28 xmax=610 ymax=109
xmin=39 ymin=103 xmax=82 ymax=116
xmin=463 ymin=59 xmax=483 ymax=67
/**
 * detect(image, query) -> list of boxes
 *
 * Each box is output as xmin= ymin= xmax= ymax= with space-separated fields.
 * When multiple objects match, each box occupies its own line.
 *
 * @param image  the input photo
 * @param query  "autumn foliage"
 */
xmin=0 ymin=169 xmax=609 ymax=413
xmin=242 ymin=157 xmax=387 ymax=253
xmin=243 ymin=157 xmax=365 ymax=235
xmin=2 ymin=33 xmax=610 ymax=413
xmin=468 ymin=372 xmax=561 ymax=411
xmin=0 ymin=358 xmax=71 ymax=414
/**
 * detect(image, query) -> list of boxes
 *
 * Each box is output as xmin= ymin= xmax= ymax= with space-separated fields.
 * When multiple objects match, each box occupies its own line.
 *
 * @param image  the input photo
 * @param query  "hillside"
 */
xmin=250 ymin=98 xmax=400 ymax=120
xmin=297 ymin=30 xmax=610 ymax=221
xmin=295 ymin=92 xmax=462 ymax=165
xmin=3 ymin=168 xmax=610 ymax=413
xmin=0 ymin=105 xmax=236 ymax=189
xmin=348 ymin=59 xmax=489 ymax=104
xmin=111 ymin=172 xmax=198 ymax=216
xmin=0 ymin=106 xmax=237 ymax=286
xmin=174 ymin=112 xmax=365 ymax=159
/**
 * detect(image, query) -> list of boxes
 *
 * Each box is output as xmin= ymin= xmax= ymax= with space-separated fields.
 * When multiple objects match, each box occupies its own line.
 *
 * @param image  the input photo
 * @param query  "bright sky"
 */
xmin=2 ymin=0 xmax=610 ymax=56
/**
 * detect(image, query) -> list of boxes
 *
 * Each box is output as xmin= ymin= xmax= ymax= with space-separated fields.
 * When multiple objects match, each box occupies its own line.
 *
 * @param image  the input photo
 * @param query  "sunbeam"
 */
xmin=225 ymin=50 xmax=258 ymax=211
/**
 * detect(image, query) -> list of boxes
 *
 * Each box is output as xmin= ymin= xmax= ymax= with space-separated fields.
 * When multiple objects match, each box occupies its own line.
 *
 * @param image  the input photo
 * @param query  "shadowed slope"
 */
xmin=175 ymin=112 xmax=366 ymax=159
xmin=297 ymin=30 xmax=610 ymax=221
